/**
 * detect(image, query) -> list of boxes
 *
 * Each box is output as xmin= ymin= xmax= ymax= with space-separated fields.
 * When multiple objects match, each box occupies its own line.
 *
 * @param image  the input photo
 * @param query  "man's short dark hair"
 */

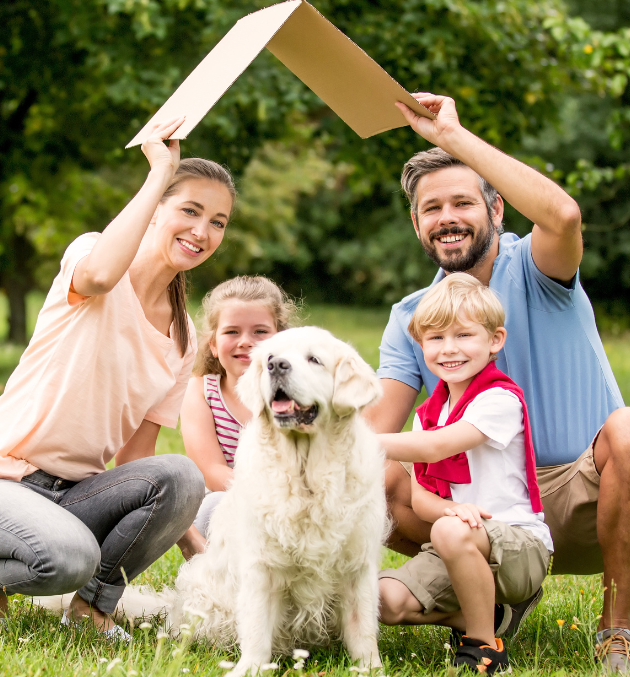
xmin=401 ymin=147 xmax=499 ymax=220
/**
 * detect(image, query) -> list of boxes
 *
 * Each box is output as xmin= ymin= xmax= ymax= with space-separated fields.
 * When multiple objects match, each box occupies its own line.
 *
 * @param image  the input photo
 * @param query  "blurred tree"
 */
xmin=3 ymin=0 xmax=630 ymax=329
xmin=0 ymin=0 xmax=308 ymax=341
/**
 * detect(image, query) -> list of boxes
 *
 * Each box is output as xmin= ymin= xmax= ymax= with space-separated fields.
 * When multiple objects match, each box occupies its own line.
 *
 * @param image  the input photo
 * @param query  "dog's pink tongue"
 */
xmin=272 ymin=399 xmax=295 ymax=413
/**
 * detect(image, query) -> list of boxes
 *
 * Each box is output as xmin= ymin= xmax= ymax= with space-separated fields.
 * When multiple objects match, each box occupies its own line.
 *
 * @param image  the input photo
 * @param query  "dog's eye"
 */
xmin=308 ymin=355 xmax=322 ymax=366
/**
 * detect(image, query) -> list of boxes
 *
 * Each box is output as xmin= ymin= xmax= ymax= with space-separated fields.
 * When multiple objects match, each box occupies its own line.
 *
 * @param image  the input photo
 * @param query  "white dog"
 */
xmin=129 ymin=326 xmax=389 ymax=676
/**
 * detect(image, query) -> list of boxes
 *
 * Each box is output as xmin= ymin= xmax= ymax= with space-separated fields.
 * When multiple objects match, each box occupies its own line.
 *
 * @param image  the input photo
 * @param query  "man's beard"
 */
xmin=420 ymin=218 xmax=496 ymax=273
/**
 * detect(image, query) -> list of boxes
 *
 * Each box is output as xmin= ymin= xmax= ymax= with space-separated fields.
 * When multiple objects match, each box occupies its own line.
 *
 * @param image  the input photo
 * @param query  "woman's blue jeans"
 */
xmin=0 ymin=455 xmax=204 ymax=613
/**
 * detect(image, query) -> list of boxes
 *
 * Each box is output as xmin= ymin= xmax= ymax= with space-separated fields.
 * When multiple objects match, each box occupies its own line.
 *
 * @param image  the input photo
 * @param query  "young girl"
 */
xmin=0 ymin=118 xmax=235 ymax=637
xmin=180 ymin=276 xmax=297 ymax=542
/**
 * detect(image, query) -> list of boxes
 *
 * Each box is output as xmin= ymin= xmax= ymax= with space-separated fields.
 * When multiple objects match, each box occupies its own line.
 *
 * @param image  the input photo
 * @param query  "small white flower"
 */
xmin=18 ymin=638 xmax=29 ymax=643
xmin=292 ymin=649 xmax=310 ymax=660
xmin=157 ymin=630 xmax=169 ymax=640
xmin=106 ymin=658 xmax=122 ymax=673
xmin=139 ymin=622 xmax=151 ymax=629
xmin=128 ymin=672 xmax=139 ymax=676
xmin=99 ymin=658 xmax=108 ymax=663
xmin=218 ymin=661 xmax=236 ymax=669
xmin=444 ymin=643 xmax=451 ymax=650
xmin=293 ymin=660 xmax=305 ymax=670
xmin=399 ymin=631 xmax=405 ymax=635
xmin=261 ymin=663 xmax=279 ymax=671
xmin=182 ymin=670 xmax=190 ymax=674
xmin=410 ymin=653 xmax=416 ymax=658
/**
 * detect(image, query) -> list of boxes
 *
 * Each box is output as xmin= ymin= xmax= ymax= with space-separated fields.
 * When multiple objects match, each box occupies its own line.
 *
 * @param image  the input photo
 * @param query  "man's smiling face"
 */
xmin=412 ymin=165 xmax=501 ymax=273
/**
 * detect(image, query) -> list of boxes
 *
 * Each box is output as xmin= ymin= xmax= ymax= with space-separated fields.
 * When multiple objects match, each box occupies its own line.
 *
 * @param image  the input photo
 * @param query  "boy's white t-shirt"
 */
xmin=413 ymin=387 xmax=553 ymax=551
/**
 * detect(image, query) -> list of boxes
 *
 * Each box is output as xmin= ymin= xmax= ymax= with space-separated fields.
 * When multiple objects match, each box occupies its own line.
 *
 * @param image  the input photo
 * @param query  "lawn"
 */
xmin=1 ymin=300 xmax=629 ymax=676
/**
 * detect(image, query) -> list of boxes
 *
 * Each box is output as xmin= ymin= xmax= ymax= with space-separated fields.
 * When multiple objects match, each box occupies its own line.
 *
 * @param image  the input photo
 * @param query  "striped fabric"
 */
xmin=203 ymin=374 xmax=242 ymax=467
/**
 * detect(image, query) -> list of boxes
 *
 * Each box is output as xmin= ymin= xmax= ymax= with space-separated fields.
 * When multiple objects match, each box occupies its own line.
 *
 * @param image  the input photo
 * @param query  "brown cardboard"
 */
xmin=126 ymin=0 xmax=434 ymax=148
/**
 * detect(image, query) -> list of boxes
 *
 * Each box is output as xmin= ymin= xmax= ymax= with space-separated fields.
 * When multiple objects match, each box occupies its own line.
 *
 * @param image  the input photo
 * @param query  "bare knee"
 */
xmin=431 ymin=516 xmax=474 ymax=561
xmin=385 ymin=460 xmax=411 ymax=504
xmin=378 ymin=577 xmax=420 ymax=625
xmin=595 ymin=407 xmax=630 ymax=473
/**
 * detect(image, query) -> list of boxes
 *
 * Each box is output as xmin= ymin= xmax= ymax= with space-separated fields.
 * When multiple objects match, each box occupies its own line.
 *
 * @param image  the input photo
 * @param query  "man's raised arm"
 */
xmin=397 ymin=94 xmax=582 ymax=282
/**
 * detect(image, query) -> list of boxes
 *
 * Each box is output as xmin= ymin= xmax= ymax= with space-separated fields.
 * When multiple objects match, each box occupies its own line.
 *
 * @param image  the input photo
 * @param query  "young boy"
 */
xmin=377 ymin=273 xmax=553 ymax=675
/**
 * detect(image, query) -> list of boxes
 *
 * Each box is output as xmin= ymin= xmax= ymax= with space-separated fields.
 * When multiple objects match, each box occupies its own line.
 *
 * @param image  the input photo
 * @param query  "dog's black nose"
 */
xmin=267 ymin=357 xmax=291 ymax=374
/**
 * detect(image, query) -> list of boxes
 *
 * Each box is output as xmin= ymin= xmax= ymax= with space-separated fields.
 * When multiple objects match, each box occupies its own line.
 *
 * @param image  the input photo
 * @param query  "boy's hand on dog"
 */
xmin=444 ymin=503 xmax=492 ymax=529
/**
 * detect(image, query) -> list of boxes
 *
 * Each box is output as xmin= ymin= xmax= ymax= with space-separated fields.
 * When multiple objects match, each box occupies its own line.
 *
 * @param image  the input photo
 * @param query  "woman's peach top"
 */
xmin=0 ymin=233 xmax=196 ymax=482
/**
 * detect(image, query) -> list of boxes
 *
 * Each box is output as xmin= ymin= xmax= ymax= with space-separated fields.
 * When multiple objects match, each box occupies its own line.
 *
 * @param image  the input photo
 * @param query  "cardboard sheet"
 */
xmin=126 ymin=0 xmax=434 ymax=148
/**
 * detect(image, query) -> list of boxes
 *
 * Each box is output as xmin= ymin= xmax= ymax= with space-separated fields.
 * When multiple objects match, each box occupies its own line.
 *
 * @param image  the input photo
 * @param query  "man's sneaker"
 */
xmin=454 ymin=636 xmax=509 ymax=674
xmin=61 ymin=610 xmax=131 ymax=644
xmin=496 ymin=587 xmax=544 ymax=637
xmin=595 ymin=627 xmax=630 ymax=673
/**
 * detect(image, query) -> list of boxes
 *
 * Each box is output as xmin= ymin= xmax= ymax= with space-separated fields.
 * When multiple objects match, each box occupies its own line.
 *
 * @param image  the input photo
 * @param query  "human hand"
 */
xmin=395 ymin=93 xmax=461 ymax=147
xmin=443 ymin=502 xmax=492 ymax=529
xmin=140 ymin=116 xmax=186 ymax=181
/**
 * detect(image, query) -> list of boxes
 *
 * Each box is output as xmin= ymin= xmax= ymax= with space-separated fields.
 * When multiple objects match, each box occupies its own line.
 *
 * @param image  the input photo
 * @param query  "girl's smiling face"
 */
xmin=211 ymin=302 xmax=278 ymax=380
xmin=152 ymin=178 xmax=233 ymax=272
xmin=421 ymin=318 xmax=506 ymax=391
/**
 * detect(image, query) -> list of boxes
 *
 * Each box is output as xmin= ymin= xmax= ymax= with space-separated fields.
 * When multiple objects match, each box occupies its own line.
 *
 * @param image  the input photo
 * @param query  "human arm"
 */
xmin=364 ymin=378 xmax=419 ymax=433
xmin=378 ymin=420 xmax=488 ymax=463
xmin=410 ymin=477 xmax=491 ymax=527
xmin=71 ymin=117 xmax=185 ymax=297
xmin=397 ymin=94 xmax=582 ymax=282
xmin=180 ymin=377 xmax=234 ymax=492
xmin=115 ymin=419 xmax=161 ymax=465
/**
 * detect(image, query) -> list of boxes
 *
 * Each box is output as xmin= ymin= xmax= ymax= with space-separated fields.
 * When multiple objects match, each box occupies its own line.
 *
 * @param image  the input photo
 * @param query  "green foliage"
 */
xmin=2 ymin=0 xmax=630 ymax=320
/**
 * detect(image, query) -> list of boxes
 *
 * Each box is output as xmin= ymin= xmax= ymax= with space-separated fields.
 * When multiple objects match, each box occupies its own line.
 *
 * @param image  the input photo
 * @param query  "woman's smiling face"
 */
xmin=152 ymin=178 xmax=233 ymax=272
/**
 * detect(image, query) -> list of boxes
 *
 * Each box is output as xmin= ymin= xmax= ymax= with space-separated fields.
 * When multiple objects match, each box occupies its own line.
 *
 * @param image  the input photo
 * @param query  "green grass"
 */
xmin=1 ymin=299 xmax=628 ymax=675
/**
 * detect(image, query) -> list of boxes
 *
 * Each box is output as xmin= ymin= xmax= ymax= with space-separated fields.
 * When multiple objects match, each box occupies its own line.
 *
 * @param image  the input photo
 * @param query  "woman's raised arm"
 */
xmin=72 ymin=117 xmax=185 ymax=297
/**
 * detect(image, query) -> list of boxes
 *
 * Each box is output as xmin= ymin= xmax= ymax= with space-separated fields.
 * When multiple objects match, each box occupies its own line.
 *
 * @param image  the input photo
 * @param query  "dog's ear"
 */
xmin=236 ymin=348 xmax=265 ymax=417
xmin=332 ymin=352 xmax=383 ymax=418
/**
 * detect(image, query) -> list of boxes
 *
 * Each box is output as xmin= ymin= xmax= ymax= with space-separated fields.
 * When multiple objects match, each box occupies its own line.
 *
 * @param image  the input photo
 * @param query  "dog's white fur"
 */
xmin=39 ymin=327 xmax=389 ymax=675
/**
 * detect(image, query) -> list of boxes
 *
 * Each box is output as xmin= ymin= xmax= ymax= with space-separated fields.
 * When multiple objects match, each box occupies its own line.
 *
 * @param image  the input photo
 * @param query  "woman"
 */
xmin=0 ymin=118 xmax=234 ymax=638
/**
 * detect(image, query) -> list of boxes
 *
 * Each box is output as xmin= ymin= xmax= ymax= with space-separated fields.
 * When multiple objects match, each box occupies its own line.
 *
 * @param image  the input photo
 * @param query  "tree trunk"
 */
xmin=6 ymin=277 xmax=28 ymax=344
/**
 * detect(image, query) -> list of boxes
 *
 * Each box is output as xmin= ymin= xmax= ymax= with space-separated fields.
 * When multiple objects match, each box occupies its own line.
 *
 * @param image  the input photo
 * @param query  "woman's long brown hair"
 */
xmin=161 ymin=158 xmax=236 ymax=357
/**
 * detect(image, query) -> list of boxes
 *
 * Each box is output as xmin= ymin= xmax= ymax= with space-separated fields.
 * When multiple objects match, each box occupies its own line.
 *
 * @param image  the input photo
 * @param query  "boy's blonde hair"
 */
xmin=408 ymin=273 xmax=505 ymax=343
xmin=194 ymin=276 xmax=298 ymax=377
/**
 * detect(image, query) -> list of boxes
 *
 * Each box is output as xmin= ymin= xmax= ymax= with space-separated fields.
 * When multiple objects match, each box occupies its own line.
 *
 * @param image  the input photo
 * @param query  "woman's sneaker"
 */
xmin=454 ymin=636 xmax=509 ymax=675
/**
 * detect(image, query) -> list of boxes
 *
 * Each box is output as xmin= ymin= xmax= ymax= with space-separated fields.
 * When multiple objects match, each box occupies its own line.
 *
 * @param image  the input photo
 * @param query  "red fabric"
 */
xmin=413 ymin=361 xmax=543 ymax=513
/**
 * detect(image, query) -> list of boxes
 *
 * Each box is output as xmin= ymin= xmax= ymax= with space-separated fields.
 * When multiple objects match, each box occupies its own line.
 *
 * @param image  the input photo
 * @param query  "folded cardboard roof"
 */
xmin=126 ymin=0 xmax=434 ymax=148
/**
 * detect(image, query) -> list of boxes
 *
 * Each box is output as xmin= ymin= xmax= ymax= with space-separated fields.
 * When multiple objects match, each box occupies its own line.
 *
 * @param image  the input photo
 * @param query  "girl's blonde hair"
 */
xmin=194 ymin=276 xmax=298 ymax=377
xmin=408 ymin=273 xmax=505 ymax=343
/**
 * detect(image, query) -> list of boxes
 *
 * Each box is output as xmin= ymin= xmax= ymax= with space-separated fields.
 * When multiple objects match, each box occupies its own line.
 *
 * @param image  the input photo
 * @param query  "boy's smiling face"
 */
xmin=421 ymin=318 xmax=506 ymax=391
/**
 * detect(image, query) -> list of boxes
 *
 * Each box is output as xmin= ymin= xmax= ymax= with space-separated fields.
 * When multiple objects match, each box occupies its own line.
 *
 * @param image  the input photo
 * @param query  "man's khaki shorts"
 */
xmin=398 ymin=432 xmax=603 ymax=576
xmin=379 ymin=520 xmax=551 ymax=614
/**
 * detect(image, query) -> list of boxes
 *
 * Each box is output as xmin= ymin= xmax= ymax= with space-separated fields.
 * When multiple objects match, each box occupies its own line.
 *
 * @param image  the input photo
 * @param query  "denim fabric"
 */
xmin=0 ymin=455 xmax=204 ymax=613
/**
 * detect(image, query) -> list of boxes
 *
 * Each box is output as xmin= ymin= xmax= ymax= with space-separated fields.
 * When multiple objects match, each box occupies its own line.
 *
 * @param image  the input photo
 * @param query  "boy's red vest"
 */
xmin=413 ymin=361 xmax=543 ymax=513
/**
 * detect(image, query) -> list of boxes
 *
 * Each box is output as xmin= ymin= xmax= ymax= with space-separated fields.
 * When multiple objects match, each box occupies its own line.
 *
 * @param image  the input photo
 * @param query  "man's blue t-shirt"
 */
xmin=377 ymin=232 xmax=624 ymax=467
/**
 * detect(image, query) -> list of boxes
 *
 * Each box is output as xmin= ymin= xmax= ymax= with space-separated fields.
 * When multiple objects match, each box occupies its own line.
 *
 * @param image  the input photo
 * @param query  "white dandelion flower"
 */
xmin=106 ymin=658 xmax=122 ymax=673
xmin=139 ymin=622 xmax=152 ymax=630
xmin=444 ymin=643 xmax=451 ymax=650
xmin=99 ymin=658 xmax=108 ymax=663
xmin=292 ymin=650 xmax=310 ymax=659
xmin=261 ymin=663 xmax=279 ymax=671
xmin=17 ymin=638 xmax=29 ymax=643
xmin=293 ymin=660 xmax=305 ymax=670
xmin=218 ymin=661 xmax=236 ymax=669
xmin=182 ymin=670 xmax=190 ymax=674
xmin=157 ymin=630 xmax=169 ymax=640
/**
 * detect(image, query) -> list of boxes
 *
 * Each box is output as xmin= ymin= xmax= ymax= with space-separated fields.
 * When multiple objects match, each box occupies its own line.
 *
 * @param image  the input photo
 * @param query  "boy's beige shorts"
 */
xmin=397 ymin=429 xmax=603 ymax=583
xmin=379 ymin=520 xmax=551 ymax=614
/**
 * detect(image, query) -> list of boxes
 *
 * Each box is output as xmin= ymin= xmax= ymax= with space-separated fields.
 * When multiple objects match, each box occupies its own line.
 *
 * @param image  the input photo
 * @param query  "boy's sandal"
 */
xmin=595 ymin=628 xmax=630 ymax=673
xmin=454 ymin=636 xmax=510 ymax=675
xmin=61 ymin=609 xmax=131 ymax=644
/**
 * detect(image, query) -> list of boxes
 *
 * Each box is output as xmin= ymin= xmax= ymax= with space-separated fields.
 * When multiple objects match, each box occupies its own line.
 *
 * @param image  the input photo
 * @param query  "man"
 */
xmin=366 ymin=92 xmax=630 ymax=671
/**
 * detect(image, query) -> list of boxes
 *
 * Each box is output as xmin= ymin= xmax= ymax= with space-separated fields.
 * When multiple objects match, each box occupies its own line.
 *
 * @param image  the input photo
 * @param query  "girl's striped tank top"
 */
xmin=203 ymin=374 xmax=242 ymax=467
